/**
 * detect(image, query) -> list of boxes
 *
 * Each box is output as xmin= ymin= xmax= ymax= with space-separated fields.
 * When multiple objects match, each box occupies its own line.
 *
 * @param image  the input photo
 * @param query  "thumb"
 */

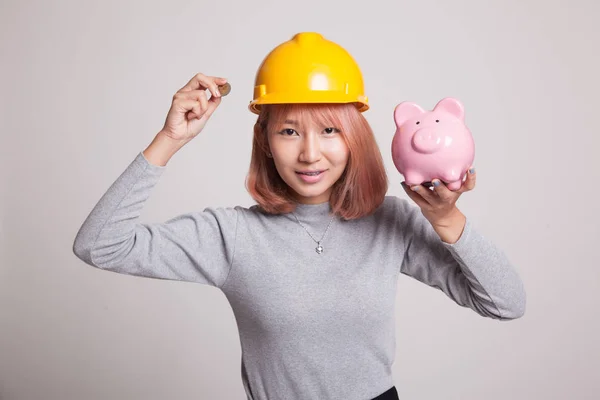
xmin=203 ymin=95 xmax=222 ymax=120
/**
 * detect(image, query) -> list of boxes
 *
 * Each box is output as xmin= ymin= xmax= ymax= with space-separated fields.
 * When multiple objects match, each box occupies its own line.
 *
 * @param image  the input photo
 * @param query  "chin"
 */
xmin=292 ymin=186 xmax=332 ymax=202
xmin=293 ymin=187 xmax=324 ymax=198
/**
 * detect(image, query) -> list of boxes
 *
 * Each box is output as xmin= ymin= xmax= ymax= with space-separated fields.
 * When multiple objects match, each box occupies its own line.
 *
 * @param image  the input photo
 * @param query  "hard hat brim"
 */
xmin=249 ymin=92 xmax=369 ymax=115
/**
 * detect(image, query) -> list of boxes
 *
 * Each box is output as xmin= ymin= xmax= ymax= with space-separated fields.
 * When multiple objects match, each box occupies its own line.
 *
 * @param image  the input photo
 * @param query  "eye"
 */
xmin=279 ymin=128 xmax=298 ymax=136
xmin=323 ymin=127 xmax=340 ymax=134
xmin=435 ymin=119 xmax=440 ymax=123
xmin=416 ymin=121 xmax=420 ymax=125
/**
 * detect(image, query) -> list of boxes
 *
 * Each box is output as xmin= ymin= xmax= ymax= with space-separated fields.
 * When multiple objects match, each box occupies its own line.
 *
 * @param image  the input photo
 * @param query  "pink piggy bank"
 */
xmin=391 ymin=97 xmax=474 ymax=191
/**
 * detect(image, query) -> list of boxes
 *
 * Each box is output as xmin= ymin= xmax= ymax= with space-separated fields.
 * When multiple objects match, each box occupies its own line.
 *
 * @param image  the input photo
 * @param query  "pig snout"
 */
xmin=411 ymin=128 xmax=444 ymax=154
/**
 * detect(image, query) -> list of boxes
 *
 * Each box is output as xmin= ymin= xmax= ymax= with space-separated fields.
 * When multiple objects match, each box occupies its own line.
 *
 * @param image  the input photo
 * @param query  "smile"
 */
xmin=296 ymin=170 xmax=326 ymax=183
xmin=296 ymin=171 xmax=323 ymax=176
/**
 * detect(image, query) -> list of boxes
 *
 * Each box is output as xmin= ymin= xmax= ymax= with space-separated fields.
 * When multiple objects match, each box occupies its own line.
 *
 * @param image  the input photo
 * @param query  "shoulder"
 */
xmin=364 ymin=196 xmax=423 ymax=232
xmin=344 ymin=195 xmax=416 ymax=228
xmin=378 ymin=195 xmax=416 ymax=218
xmin=201 ymin=203 xmax=276 ymax=224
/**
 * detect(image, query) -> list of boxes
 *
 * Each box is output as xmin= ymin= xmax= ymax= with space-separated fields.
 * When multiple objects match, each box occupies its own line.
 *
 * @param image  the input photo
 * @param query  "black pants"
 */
xmin=371 ymin=386 xmax=399 ymax=400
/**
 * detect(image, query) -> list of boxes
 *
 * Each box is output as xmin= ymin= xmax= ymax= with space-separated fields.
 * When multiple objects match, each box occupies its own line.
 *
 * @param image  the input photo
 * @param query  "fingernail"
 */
xmin=411 ymin=186 xmax=419 ymax=191
xmin=433 ymin=180 xmax=441 ymax=187
xmin=469 ymin=167 xmax=475 ymax=174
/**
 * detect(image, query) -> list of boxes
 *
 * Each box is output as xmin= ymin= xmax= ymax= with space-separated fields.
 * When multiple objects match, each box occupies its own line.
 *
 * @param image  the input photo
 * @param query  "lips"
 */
xmin=295 ymin=169 xmax=326 ymax=183
xmin=296 ymin=170 xmax=323 ymax=176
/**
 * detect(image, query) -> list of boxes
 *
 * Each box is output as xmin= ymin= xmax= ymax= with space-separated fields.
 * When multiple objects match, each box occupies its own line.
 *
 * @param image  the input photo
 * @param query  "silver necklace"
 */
xmin=291 ymin=212 xmax=336 ymax=254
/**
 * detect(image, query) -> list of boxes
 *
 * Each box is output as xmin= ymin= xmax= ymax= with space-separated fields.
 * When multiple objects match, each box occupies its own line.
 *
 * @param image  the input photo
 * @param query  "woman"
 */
xmin=73 ymin=32 xmax=526 ymax=400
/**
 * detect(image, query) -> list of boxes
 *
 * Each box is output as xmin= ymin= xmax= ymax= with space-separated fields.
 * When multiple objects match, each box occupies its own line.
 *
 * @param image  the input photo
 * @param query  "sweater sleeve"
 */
xmin=396 ymin=197 xmax=526 ymax=320
xmin=72 ymin=152 xmax=239 ymax=288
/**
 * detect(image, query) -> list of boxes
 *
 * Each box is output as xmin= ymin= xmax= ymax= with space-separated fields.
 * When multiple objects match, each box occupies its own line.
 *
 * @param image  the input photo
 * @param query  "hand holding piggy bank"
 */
xmin=391 ymin=97 xmax=474 ymax=191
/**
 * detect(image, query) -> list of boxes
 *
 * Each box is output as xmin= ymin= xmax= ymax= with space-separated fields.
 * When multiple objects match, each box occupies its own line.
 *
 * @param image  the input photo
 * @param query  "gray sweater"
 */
xmin=73 ymin=152 xmax=526 ymax=400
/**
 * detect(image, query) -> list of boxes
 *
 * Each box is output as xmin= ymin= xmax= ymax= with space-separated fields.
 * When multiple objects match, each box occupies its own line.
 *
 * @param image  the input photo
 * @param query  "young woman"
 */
xmin=73 ymin=32 xmax=526 ymax=400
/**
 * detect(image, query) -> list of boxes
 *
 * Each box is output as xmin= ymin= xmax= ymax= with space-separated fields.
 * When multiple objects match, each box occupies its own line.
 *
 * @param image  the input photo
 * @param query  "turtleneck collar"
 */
xmin=288 ymin=201 xmax=335 ymax=222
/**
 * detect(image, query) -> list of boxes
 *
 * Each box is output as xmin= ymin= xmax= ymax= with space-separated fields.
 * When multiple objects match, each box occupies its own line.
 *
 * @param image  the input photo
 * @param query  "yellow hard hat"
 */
xmin=248 ymin=32 xmax=369 ymax=114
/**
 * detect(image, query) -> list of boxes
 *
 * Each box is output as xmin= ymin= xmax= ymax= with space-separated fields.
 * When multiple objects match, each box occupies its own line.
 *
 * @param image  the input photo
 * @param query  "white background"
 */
xmin=1 ymin=0 xmax=598 ymax=399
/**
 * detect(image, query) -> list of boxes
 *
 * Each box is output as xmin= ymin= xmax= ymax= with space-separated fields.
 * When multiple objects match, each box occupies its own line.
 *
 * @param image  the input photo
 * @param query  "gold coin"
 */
xmin=218 ymin=83 xmax=231 ymax=96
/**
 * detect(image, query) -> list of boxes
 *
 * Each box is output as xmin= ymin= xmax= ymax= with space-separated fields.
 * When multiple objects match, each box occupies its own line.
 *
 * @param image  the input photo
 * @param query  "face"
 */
xmin=267 ymin=109 xmax=350 ymax=204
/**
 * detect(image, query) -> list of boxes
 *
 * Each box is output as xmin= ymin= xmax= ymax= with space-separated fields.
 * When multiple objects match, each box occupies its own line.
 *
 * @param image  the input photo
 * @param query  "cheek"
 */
xmin=324 ymin=139 xmax=349 ymax=165
xmin=269 ymin=135 xmax=296 ymax=157
xmin=272 ymin=148 xmax=296 ymax=167
xmin=272 ymin=153 xmax=298 ymax=178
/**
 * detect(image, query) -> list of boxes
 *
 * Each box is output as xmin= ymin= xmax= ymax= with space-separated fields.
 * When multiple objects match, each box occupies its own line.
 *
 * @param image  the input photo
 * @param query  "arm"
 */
xmin=72 ymin=137 xmax=238 ymax=288
xmin=397 ymin=198 xmax=526 ymax=320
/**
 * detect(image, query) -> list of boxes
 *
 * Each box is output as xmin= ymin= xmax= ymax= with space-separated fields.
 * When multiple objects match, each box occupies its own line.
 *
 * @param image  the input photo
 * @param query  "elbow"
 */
xmin=501 ymin=302 xmax=526 ymax=320
xmin=73 ymin=235 xmax=133 ymax=271
xmin=510 ymin=279 xmax=527 ymax=319
xmin=72 ymin=240 xmax=121 ymax=271
xmin=72 ymin=226 xmax=132 ymax=270
xmin=72 ymin=236 xmax=92 ymax=265
xmin=508 ymin=291 xmax=527 ymax=320
xmin=473 ymin=287 xmax=526 ymax=321
xmin=498 ymin=286 xmax=527 ymax=321
xmin=72 ymin=223 xmax=92 ymax=263
xmin=72 ymin=232 xmax=102 ymax=267
xmin=491 ymin=268 xmax=527 ymax=321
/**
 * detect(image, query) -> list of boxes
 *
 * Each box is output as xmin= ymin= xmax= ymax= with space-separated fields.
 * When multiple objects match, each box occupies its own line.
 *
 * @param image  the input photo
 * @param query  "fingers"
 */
xmin=402 ymin=169 xmax=476 ymax=221
xmin=204 ymin=93 xmax=222 ymax=119
xmin=197 ymin=93 xmax=209 ymax=119
xmin=174 ymin=89 xmax=225 ymax=119
xmin=402 ymin=179 xmax=454 ymax=206
xmin=214 ymin=77 xmax=228 ymax=86
xmin=411 ymin=183 xmax=438 ymax=205
xmin=173 ymin=90 xmax=211 ymax=120
xmin=404 ymin=167 xmax=476 ymax=204
xmin=457 ymin=167 xmax=476 ymax=193
xmin=401 ymin=182 xmax=430 ymax=208
xmin=173 ymin=99 xmax=200 ymax=120
xmin=179 ymin=73 xmax=227 ymax=98
xmin=431 ymin=179 xmax=454 ymax=201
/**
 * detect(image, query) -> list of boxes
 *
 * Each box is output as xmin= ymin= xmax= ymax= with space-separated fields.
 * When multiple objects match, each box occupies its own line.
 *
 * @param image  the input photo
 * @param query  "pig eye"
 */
xmin=416 ymin=121 xmax=420 ymax=125
xmin=435 ymin=120 xmax=440 ymax=123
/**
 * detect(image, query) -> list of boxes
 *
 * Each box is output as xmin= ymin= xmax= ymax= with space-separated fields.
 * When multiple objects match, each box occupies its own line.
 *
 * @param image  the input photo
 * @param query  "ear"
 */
xmin=433 ymin=97 xmax=465 ymax=121
xmin=394 ymin=102 xmax=425 ymax=127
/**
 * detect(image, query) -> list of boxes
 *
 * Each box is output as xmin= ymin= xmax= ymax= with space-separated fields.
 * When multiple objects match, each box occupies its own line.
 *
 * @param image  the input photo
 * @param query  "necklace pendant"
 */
xmin=316 ymin=244 xmax=324 ymax=254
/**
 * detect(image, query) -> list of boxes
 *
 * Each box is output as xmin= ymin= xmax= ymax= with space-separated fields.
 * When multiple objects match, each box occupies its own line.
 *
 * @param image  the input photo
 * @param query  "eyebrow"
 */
xmin=283 ymin=119 xmax=298 ymax=125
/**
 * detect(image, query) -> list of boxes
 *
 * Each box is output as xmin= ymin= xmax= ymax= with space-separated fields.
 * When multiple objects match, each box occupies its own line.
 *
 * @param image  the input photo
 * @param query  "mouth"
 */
xmin=295 ymin=170 xmax=325 ymax=176
xmin=295 ymin=169 xmax=327 ymax=183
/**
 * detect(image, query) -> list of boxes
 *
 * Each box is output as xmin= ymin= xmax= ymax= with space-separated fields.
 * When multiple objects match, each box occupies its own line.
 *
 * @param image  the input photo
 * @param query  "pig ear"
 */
xmin=433 ymin=97 xmax=465 ymax=121
xmin=394 ymin=102 xmax=425 ymax=126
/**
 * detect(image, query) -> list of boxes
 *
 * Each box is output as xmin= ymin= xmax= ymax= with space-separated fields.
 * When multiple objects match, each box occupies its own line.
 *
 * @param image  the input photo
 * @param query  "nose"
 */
xmin=299 ymin=132 xmax=322 ymax=163
xmin=412 ymin=127 xmax=444 ymax=154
